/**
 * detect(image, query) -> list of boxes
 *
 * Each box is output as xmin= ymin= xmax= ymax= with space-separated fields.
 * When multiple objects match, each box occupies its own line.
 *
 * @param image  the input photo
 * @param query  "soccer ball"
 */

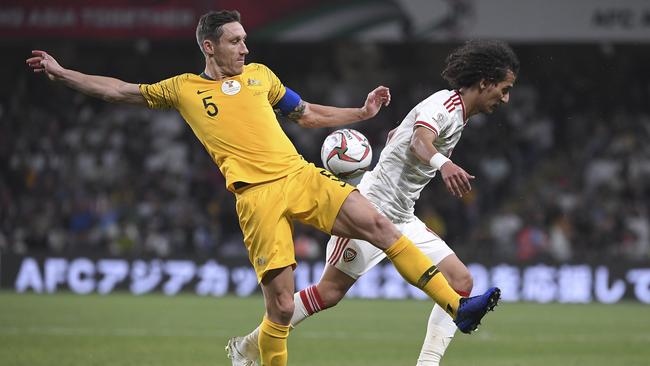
xmin=320 ymin=129 xmax=372 ymax=178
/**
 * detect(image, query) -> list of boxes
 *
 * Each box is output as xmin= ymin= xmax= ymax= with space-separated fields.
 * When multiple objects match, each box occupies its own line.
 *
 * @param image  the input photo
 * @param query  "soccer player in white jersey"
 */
xmin=227 ymin=40 xmax=519 ymax=366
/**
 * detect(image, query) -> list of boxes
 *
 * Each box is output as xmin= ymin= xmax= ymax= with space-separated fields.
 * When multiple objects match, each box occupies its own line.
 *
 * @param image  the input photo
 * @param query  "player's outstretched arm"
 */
xmin=292 ymin=86 xmax=390 ymax=128
xmin=410 ymin=127 xmax=475 ymax=198
xmin=26 ymin=50 xmax=146 ymax=106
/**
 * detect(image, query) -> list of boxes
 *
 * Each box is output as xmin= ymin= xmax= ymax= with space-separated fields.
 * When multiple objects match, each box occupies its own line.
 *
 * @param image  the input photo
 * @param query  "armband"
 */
xmin=428 ymin=153 xmax=451 ymax=170
xmin=275 ymin=87 xmax=301 ymax=116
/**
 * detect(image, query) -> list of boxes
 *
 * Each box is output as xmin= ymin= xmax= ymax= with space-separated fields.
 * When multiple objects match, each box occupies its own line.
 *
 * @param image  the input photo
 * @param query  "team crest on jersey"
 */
xmin=343 ymin=248 xmax=357 ymax=262
xmin=221 ymin=80 xmax=241 ymax=95
xmin=247 ymin=78 xmax=262 ymax=86
xmin=256 ymin=257 xmax=266 ymax=266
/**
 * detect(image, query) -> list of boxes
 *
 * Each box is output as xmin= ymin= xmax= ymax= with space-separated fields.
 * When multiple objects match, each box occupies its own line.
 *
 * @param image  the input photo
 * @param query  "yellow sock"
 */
xmin=258 ymin=317 xmax=290 ymax=366
xmin=385 ymin=235 xmax=461 ymax=317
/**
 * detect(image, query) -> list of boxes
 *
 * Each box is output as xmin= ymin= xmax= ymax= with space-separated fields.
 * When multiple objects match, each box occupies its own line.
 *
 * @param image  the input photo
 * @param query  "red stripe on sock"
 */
xmin=307 ymin=287 xmax=319 ymax=312
xmin=299 ymin=289 xmax=314 ymax=314
xmin=307 ymin=285 xmax=324 ymax=312
xmin=455 ymin=289 xmax=470 ymax=297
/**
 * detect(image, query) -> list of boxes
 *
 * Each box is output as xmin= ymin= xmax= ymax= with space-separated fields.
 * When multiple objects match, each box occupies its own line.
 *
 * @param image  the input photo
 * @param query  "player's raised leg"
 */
xmin=333 ymin=191 xmax=499 ymax=333
xmin=332 ymin=191 xmax=463 ymax=315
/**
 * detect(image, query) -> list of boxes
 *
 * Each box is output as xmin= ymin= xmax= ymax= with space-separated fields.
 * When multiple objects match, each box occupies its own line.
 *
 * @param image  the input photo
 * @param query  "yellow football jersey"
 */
xmin=139 ymin=63 xmax=307 ymax=192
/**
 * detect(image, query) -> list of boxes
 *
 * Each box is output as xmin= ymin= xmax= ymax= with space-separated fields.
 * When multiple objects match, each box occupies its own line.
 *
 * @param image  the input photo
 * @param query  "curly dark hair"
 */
xmin=196 ymin=10 xmax=241 ymax=54
xmin=442 ymin=40 xmax=520 ymax=89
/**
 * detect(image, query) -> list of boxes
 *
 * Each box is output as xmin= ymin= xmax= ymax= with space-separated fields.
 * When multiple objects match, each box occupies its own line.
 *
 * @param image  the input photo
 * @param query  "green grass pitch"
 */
xmin=1 ymin=292 xmax=648 ymax=366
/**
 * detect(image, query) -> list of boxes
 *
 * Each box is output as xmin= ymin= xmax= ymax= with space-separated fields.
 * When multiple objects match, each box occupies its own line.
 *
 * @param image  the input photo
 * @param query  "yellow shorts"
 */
xmin=235 ymin=163 xmax=356 ymax=282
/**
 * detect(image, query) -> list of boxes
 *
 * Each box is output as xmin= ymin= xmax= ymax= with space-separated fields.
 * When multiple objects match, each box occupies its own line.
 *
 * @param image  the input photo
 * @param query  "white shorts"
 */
xmin=325 ymin=218 xmax=454 ymax=280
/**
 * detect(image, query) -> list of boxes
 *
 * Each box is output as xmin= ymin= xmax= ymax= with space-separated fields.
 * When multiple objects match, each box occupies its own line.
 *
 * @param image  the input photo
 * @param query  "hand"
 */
xmin=360 ymin=86 xmax=391 ymax=119
xmin=26 ymin=50 xmax=65 ymax=81
xmin=439 ymin=161 xmax=475 ymax=198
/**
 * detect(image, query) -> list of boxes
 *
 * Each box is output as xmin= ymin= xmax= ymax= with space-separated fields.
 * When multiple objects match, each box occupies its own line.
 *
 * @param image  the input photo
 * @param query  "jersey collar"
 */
xmin=200 ymin=72 xmax=216 ymax=81
xmin=454 ymin=90 xmax=467 ymax=123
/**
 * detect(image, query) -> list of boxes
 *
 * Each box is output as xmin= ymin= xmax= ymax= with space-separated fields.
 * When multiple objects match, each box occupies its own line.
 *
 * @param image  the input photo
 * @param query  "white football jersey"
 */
xmin=360 ymin=89 xmax=467 ymax=223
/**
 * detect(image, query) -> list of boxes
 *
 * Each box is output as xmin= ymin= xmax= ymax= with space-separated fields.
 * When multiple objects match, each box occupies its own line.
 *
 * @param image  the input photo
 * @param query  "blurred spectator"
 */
xmin=547 ymin=209 xmax=573 ymax=262
xmin=294 ymin=232 xmax=321 ymax=260
xmin=489 ymin=206 xmax=523 ymax=260
xmin=515 ymin=211 xmax=549 ymax=262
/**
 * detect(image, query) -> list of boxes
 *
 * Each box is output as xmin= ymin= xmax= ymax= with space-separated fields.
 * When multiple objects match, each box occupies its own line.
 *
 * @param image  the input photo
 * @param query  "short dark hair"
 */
xmin=441 ymin=40 xmax=520 ymax=89
xmin=196 ymin=10 xmax=241 ymax=53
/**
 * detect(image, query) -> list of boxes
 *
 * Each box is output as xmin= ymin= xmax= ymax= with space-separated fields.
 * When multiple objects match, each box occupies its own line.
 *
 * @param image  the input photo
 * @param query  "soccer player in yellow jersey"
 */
xmin=27 ymin=10 xmax=500 ymax=366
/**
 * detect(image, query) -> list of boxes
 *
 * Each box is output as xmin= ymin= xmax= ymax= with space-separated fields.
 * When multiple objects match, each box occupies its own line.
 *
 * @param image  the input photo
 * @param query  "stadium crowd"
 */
xmin=1 ymin=42 xmax=649 ymax=263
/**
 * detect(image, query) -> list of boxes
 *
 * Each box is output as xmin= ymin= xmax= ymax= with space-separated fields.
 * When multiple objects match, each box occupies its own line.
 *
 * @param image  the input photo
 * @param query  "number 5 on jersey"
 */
xmin=202 ymin=96 xmax=218 ymax=117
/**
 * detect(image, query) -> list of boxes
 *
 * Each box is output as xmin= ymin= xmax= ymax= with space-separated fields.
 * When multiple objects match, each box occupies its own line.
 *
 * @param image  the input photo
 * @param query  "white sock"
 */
xmin=239 ymin=286 xmax=323 ymax=360
xmin=416 ymin=304 xmax=457 ymax=366
xmin=238 ymin=325 xmax=260 ymax=360
xmin=292 ymin=285 xmax=324 ymax=326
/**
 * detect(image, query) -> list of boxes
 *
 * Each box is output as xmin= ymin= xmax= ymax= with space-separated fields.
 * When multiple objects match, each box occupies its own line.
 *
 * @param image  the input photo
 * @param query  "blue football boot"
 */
xmin=454 ymin=287 xmax=501 ymax=334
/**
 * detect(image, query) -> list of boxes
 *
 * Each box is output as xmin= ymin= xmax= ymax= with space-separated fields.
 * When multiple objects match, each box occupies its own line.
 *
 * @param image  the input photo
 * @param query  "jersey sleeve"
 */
xmin=263 ymin=65 xmax=287 ymax=107
xmin=138 ymin=74 xmax=186 ymax=109
xmin=413 ymin=99 xmax=449 ymax=137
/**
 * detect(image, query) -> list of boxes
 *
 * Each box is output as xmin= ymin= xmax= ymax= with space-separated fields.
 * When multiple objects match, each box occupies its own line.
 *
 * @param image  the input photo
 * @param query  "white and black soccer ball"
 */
xmin=320 ymin=129 xmax=372 ymax=178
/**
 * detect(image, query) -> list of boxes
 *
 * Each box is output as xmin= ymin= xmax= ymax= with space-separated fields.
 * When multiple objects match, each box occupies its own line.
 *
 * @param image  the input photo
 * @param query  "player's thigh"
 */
xmin=325 ymin=235 xmax=386 ymax=280
xmin=235 ymin=181 xmax=296 ymax=283
xmin=325 ymin=218 xmax=453 ymax=280
xmin=331 ymin=190 xmax=400 ymax=248
xmin=285 ymin=164 xmax=356 ymax=234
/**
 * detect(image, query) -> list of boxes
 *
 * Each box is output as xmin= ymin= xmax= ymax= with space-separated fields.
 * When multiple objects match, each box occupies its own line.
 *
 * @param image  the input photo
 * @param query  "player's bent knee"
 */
xmin=270 ymin=293 xmax=296 ymax=323
xmin=316 ymin=282 xmax=349 ymax=309
xmin=453 ymin=271 xmax=473 ymax=294
xmin=365 ymin=213 xmax=399 ymax=245
xmin=373 ymin=213 xmax=394 ymax=232
xmin=439 ymin=256 xmax=474 ymax=293
xmin=319 ymin=288 xmax=346 ymax=309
